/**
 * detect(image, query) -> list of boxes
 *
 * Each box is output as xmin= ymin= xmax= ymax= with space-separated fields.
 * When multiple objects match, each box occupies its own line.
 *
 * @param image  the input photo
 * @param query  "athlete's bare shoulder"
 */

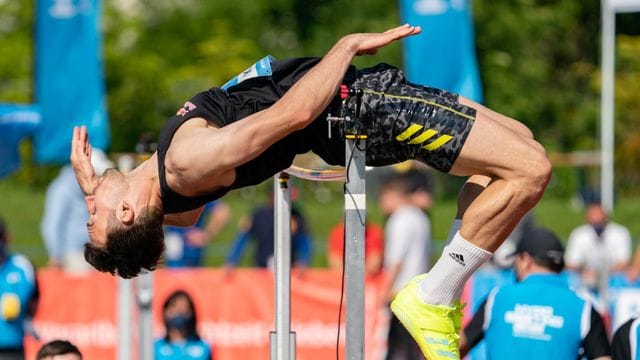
xmin=164 ymin=117 xmax=235 ymax=197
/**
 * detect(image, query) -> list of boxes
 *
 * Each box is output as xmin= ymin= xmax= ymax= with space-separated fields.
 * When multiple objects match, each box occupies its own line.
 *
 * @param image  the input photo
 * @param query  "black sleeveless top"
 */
xmin=157 ymin=58 xmax=354 ymax=214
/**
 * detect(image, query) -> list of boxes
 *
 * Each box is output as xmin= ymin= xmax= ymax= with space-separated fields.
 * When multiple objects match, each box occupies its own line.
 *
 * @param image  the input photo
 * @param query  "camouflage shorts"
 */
xmin=348 ymin=63 xmax=476 ymax=173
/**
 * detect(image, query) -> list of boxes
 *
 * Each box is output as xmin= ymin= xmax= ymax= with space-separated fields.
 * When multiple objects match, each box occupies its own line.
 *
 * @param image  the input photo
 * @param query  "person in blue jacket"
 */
xmin=155 ymin=290 xmax=212 ymax=360
xmin=0 ymin=216 xmax=38 ymax=360
xmin=164 ymin=201 xmax=230 ymax=268
xmin=225 ymin=189 xmax=312 ymax=270
xmin=460 ymin=227 xmax=611 ymax=360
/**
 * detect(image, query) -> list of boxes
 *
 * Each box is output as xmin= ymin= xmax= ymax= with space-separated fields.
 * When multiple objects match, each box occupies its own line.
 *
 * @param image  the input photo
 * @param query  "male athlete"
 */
xmin=71 ymin=25 xmax=551 ymax=359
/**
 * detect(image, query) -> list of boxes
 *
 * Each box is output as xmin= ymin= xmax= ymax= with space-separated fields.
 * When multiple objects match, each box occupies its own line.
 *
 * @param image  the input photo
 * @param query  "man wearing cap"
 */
xmin=460 ymin=227 xmax=611 ymax=360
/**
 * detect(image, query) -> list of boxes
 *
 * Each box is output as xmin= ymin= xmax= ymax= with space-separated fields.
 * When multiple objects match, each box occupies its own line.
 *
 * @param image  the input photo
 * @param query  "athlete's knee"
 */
xmin=508 ymin=119 xmax=535 ymax=140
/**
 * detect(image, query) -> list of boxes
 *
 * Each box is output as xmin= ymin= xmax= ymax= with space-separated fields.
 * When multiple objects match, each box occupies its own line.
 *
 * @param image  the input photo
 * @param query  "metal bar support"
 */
xmin=137 ymin=272 xmax=154 ymax=360
xmin=600 ymin=0 xmax=616 ymax=212
xmin=117 ymin=278 xmax=133 ymax=360
xmin=270 ymin=173 xmax=296 ymax=360
xmin=344 ymin=90 xmax=367 ymax=360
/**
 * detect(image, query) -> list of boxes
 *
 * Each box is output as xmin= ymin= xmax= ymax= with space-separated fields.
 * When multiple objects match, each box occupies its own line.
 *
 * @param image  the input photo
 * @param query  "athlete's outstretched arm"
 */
xmin=167 ymin=25 xmax=420 ymax=190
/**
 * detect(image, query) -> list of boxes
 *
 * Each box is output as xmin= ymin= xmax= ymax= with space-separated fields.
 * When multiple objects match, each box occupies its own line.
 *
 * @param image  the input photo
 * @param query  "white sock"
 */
xmin=418 ymin=231 xmax=492 ymax=306
xmin=446 ymin=219 xmax=462 ymax=244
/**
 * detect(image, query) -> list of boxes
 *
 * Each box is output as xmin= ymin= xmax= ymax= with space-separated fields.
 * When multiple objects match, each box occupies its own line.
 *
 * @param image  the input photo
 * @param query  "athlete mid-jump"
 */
xmin=71 ymin=25 xmax=551 ymax=359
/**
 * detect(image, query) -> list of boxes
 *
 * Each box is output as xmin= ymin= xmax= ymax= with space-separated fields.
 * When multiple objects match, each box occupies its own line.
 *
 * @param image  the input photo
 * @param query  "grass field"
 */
xmin=1 ymin=177 xmax=638 ymax=268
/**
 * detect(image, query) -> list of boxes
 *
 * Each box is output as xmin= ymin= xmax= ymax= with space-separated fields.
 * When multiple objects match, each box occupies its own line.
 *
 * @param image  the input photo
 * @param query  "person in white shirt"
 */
xmin=565 ymin=202 xmax=631 ymax=288
xmin=379 ymin=172 xmax=430 ymax=360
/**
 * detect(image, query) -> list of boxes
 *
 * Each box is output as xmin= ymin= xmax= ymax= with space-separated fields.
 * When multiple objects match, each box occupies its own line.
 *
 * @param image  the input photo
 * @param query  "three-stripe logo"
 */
xmin=395 ymin=123 xmax=453 ymax=151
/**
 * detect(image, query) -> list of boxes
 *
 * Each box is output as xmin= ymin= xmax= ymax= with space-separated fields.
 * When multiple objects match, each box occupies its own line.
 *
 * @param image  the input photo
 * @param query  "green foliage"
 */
xmin=1 ymin=0 xmax=639 ymax=191
xmin=0 ymin=0 xmax=33 ymax=103
xmin=473 ymin=0 xmax=602 ymax=153
xmin=614 ymin=35 xmax=640 ymax=194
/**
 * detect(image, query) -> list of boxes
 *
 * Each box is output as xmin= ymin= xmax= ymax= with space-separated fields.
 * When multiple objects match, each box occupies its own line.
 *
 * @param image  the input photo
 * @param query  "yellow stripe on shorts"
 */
xmin=408 ymin=129 xmax=438 ymax=145
xmin=422 ymin=135 xmax=453 ymax=151
xmin=395 ymin=124 xmax=424 ymax=141
xmin=363 ymin=89 xmax=475 ymax=121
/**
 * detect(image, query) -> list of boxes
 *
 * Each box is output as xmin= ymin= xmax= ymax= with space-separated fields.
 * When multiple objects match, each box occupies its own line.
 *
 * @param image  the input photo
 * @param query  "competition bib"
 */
xmin=221 ymin=55 xmax=275 ymax=90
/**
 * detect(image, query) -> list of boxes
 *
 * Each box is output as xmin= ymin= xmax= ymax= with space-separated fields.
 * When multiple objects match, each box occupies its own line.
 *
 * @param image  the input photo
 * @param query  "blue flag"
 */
xmin=0 ymin=105 xmax=41 ymax=178
xmin=400 ymin=0 xmax=483 ymax=102
xmin=35 ymin=0 xmax=109 ymax=164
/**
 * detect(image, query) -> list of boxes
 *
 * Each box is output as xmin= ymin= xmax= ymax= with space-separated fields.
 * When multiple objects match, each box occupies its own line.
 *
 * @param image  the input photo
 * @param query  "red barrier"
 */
xmin=25 ymin=268 xmax=390 ymax=360
xmin=24 ymin=269 xmax=118 ymax=359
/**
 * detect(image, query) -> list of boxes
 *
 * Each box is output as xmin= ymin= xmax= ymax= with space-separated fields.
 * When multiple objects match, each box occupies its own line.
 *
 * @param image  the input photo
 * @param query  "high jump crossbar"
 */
xmin=271 ymin=88 xmax=367 ymax=360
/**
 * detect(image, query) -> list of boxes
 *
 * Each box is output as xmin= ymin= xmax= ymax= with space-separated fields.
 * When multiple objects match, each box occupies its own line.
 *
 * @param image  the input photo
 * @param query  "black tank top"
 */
xmin=157 ymin=58 xmax=354 ymax=214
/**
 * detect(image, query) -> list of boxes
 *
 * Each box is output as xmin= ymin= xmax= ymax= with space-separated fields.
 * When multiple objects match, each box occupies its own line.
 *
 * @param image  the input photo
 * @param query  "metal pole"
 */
xmin=344 ymin=136 xmax=366 ymax=360
xmin=117 ymin=278 xmax=133 ymax=360
xmin=600 ymin=0 xmax=616 ymax=212
xmin=270 ymin=173 xmax=296 ymax=360
xmin=137 ymin=272 xmax=154 ymax=360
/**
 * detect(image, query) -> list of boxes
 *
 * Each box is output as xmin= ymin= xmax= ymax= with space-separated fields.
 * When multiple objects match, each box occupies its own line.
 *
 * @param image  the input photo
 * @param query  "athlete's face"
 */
xmin=85 ymin=169 xmax=127 ymax=246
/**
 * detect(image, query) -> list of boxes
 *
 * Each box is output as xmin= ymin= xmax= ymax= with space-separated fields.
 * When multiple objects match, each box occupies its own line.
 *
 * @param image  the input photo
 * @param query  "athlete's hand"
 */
xmin=342 ymin=24 xmax=421 ymax=56
xmin=70 ymin=125 xmax=97 ymax=195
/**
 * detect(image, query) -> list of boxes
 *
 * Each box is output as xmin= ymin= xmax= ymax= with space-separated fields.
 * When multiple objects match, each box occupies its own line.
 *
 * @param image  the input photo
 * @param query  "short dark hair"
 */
xmin=379 ymin=172 xmax=413 ymax=195
xmin=84 ymin=206 xmax=165 ymax=279
xmin=531 ymin=256 xmax=564 ymax=274
xmin=162 ymin=290 xmax=201 ymax=341
xmin=37 ymin=340 xmax=82 ymax=359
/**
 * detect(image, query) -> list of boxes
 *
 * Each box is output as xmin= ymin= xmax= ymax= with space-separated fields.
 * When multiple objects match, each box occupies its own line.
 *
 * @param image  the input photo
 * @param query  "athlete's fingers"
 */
xmin=80 ymin=125 xmax=87 ymax=146
xmin=385 ymin=24 xmax=421 ymax=38
xmin=71 ymin=126 xmax=79 ymax=159
xmin=384 ymin=23 xmax=413 ymax=34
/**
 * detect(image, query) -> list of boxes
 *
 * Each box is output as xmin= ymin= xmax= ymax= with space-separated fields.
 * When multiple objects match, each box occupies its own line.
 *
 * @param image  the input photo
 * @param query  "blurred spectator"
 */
xmin=36 ymin=340 xmax=82 ymax=360
xmin=379 ymin=173 xmax=430 ymax=360
xmin=460 ymin=228 xmax=611 ymax=360
xmin=611 ymin=317 xmax=639 ymax=360
xmin=155 ymin=290 xmax=212 ymax=360
xmin=565 ymin=202 xmax=631 ymax=289
xmin=40 ymin=149 xmax=113 ymax=273
xmin=164 ymin=201 xmax=230 ymax=268
xmin=626 ymin=246 xmax=640 ymax=283
xmin=402 ymin=165 xmax=433 ymax=212
xmin=0 ymin=216 xmax=38 ymax=360
xmin=327 ymin=221 xmax=383 ymax=275
xmin=225 ymin=190 xmax=312 ymax=270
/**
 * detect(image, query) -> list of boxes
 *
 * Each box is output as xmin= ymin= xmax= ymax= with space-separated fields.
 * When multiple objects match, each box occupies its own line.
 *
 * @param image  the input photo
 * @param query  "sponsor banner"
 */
xmin=35 ymin=0 xmax=109 ymax=163
xmin=399 ymin=0 xmax=483 ymax=102
xmin=25 ymin=269 xmax=390 ymax=359
xmin=24 ymin=269 xmax=117 ymax=359
xmin=0 ymin=104 xmax=41 ymax=178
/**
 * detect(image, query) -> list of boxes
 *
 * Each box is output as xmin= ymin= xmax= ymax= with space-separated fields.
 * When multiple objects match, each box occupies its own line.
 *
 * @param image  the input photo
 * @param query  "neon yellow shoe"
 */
xmin=390 ymin=274 xmax=464 ymax=360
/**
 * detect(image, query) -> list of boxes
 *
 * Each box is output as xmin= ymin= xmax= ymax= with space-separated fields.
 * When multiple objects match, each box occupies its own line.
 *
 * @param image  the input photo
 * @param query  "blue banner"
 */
xmin=35 ymin=0 xmax=109 ymax=164
xmin=0 ymin=105 xmax=41 ymax=178
xmin=400 ymin=0 xmax=483 ymax=102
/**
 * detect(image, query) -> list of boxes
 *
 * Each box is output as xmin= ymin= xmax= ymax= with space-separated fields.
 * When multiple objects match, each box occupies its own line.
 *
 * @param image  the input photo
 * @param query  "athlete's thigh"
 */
xmin=458 ymin=96 xmax=532 ymax=138
xmin=449 ymin=110 xmax=545 ymax=178
xmin=459 ymin=96 xmax=547 ymax=154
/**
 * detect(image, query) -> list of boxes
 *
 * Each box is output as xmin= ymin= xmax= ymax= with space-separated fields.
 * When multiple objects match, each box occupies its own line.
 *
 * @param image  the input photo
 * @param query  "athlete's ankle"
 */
xmin=418 ymin=231 xmax=491 ymax=306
